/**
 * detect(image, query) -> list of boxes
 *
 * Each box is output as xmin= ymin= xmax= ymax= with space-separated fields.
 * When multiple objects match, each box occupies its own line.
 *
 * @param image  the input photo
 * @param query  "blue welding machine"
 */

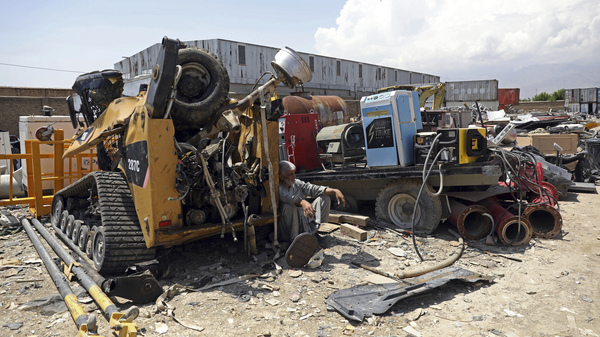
xmin=360 ymin=90 xmax=423 ymax=167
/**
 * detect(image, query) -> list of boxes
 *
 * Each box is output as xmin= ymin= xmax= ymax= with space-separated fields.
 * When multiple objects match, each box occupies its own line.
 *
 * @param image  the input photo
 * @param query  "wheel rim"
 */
xmin=78 ymin=227 xmax=89 ymax=250
xmin=72 ymin=225 xmax=80 ymax=244
xmin=51 ymin=198 xmax=63 ymax=227
xmin=387 ymin=193 xmax=421 ymax=226
xmin=66 ymin=216 xmax=75 ymax=237
xmin=93 ymin=230 xmax=105 ymax=267
xmin=60 ymin=211 xmax=69 ymax=233
xmin=178 ymin=63 xmax=212 ymax=101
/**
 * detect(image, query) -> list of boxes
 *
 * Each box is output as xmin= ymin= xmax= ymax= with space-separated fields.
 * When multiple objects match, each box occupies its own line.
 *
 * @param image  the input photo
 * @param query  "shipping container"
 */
xmin=445 ymin=100 xmax=499 ymax=111
xmin=564 ymin=89 xmax=573 ymax=106
xmin=581 ymin=103 xmax=589 ymax=114
xmin=572 ymin=88 xmax=581 ymax=103
xmin=568 ymin=103 xmax=580 ymax=112
xmin=597 ymin=88 xmax=600 ymax=103
xmin=445 ymin=80 xmax=498 ymax=102
xmin=581 ymin=88 xmax=597 ymax=102
xmin=498 ymin=88 xmax=520 ymax=110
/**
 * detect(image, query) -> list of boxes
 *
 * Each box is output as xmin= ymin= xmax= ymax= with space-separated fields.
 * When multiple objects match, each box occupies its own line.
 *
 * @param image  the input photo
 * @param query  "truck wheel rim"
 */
xmin=388 ymin=193 xmax=421 ymax=225
xmin=178 ymin=63 xmax=211 ymax=100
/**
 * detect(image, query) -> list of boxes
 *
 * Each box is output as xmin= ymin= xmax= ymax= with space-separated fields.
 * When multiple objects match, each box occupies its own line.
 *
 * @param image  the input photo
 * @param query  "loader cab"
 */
xmin=68 ymin=69 xmax=124 ymax=128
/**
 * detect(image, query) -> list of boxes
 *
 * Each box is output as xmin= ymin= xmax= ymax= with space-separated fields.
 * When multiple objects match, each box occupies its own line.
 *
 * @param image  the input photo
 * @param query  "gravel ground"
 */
xmin=0 ymin=186 xmax=599 ymax=337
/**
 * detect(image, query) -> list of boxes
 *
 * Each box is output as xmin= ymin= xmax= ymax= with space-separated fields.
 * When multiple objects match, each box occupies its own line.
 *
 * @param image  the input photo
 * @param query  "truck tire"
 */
xmin=171 ymin=48 xmax=230 ymax=130
xmin=375 ymin=179 xmax=442 ymax=234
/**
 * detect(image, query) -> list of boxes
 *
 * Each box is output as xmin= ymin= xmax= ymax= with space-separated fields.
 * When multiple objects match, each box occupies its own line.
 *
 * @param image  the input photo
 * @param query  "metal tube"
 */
xmin=50 ymin=222 xmax=105 ymax=286
xmin=447 ymin=198 xmax=493 ymax=240
xmin=31 ymin=218 xmax=121 ymax=319
xmin=523 ymin=204 xmax=562 ymax=239
xmin=20 ymin=218 xmax=90 ymax=331
xmin=478 ymin=198 xmax=533 ymax=246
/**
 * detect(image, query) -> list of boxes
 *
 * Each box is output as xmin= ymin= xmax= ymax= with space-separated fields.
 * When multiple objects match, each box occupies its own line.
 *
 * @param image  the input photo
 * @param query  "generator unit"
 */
xmin=413 ymin=131 xmax=438 ymax=165
xmin=315 ymin=122 xmax=365 ymax=167
xmin=360 ymin=90 xmax=422 ymax=167
xmin=436 ymin=128 xmax=487 ymax=164
xmin=278 ymin=113 xmax=321 ymax=172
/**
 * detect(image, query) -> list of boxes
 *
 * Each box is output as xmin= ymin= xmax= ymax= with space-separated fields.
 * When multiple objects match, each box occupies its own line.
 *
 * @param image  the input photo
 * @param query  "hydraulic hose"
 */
xmin=396 ymin=229 xmax=464 ymax=279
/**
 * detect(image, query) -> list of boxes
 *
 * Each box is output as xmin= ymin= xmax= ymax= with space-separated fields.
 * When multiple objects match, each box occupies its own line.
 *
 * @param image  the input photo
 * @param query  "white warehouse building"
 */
xmin=114 ymin=38 xmax=440 ymax=100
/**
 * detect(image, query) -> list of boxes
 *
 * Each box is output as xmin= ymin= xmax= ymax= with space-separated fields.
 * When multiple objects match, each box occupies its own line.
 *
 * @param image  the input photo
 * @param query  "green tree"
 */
xmin=532 ymin=92 xmax=551 ymax=101
xmin=551 ymin=89 xmax=565 ymax=101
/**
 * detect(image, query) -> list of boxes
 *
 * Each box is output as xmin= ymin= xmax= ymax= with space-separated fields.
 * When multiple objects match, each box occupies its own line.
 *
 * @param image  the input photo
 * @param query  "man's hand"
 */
xmin=300 ymin=200 xmax=316 ymax=219
xmin=325 ymin=187 xmax=346 ymax=207
xmin=334 ymin=189 xmax=346 ymax=207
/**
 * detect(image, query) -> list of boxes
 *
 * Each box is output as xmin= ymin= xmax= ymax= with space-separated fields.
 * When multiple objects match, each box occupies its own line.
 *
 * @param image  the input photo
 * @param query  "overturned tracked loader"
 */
xmin=53 ymin=37 xmax=312 ymax=274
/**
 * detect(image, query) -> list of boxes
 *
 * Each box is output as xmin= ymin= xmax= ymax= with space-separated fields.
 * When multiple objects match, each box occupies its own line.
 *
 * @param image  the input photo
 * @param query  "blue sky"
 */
xmin=1 ymin=0 xmax=599 ymax=99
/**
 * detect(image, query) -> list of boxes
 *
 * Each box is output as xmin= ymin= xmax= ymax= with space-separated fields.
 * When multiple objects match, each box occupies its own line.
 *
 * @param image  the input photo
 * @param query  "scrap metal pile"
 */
xmin=446 ymin=146 xmax=563 ymax=246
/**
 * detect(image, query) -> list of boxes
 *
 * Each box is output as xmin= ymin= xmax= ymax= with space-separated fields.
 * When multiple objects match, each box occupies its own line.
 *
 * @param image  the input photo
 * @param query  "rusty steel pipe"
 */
xmin=447 ymin=198 xmax=492 ymax=240
xmin=523 ymin=204 xmax=562 ymax=239
xmin=478 ymin=198 xmax=533 ymax=246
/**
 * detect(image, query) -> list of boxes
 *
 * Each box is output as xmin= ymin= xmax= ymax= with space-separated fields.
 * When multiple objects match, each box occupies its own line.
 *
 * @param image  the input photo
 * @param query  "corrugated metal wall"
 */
xmin=114 ymin=39 xmax=440 ymax=99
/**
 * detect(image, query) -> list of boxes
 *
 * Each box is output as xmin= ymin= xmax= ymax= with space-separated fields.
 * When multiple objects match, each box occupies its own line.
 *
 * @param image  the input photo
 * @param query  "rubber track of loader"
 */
xmin=56 ymin=171 xmax=155 ymax=274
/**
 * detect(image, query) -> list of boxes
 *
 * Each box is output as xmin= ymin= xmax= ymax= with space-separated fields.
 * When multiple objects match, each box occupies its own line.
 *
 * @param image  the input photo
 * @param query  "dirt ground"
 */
xmin=1 ymin=186 xmax=599 ymax=337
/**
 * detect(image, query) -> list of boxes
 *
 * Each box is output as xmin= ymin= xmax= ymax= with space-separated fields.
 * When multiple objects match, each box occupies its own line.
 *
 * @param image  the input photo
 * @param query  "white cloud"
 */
xmin=315 ymin=0 xmax=600 ymax=96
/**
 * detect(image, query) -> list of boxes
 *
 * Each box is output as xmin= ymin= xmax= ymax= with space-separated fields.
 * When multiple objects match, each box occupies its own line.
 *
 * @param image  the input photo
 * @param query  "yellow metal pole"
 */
xmin=31 ymin=141 xmax=43 ymax=218
xmin=53 ymin=129 xmax=65 ymax=192
xmin=8 ymin=157 xmax=14 ymax=201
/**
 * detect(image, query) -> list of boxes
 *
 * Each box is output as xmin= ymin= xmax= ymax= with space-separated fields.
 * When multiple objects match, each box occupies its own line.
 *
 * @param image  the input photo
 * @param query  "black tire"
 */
xmin=375 ymin=179 xmax=442 ymax=234
xmin=78 ymin=225 xmax=90 ymax=252
xmin=92 ymin=227 xmax=107 ymax=270
xmin=65 ymin=215 xmax=76 ymax=238
xmin=51 ymin=196 xmax=64 ymax=227
xmin=171 ymin=48 xmax=230 ymax=129
xmin=59 ymin=210 xmax=70 ymax=233
xmin=72 ymin=220 xmax=83 ymax=245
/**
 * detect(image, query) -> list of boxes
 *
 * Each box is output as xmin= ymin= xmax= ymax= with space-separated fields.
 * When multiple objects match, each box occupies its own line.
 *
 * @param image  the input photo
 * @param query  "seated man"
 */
xmin=278 ymin=160 xmax=346 ymax=242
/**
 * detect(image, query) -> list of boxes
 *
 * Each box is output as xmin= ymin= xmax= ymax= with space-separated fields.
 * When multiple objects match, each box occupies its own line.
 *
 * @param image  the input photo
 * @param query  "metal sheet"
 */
xmin=325 ymin=266 xmax=493 ymax=322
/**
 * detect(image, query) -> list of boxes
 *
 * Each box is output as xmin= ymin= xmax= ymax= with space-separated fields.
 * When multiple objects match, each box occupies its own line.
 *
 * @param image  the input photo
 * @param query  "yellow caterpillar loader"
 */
xmin=52 ymin=37 xmax=312 ymax=274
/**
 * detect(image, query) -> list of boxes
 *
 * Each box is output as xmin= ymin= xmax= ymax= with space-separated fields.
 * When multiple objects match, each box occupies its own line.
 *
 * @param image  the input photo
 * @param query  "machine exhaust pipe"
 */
xmin=478 ymin=198 xmax=533 ymax=246
xmin=523 ymin=204 xmax=562 ymax=239
xmin=447 ymin=198 xmax=492 ymax=240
